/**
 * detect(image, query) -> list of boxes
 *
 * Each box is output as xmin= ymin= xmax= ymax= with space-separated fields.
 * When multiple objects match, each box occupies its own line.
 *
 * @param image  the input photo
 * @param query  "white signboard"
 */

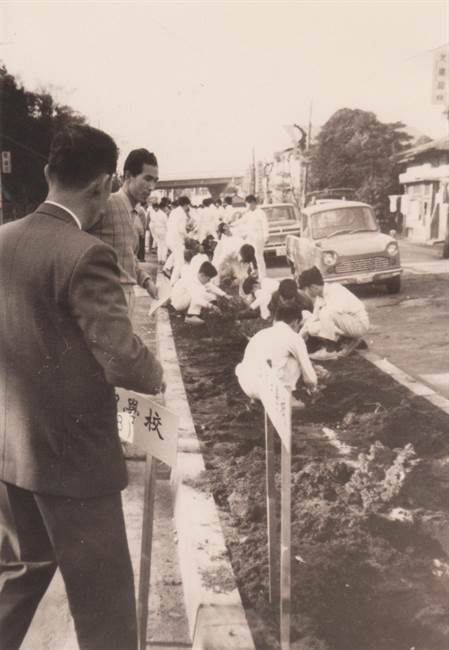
xmin=115 ymin=388 xmax=179 ymax=467
xmin=258 ymin=363 xmax=291 ymax=448
xmin=432 ymin=45 xmax=449 ymax=105
xmin=1 ymin=151 xmax=11 ymax=174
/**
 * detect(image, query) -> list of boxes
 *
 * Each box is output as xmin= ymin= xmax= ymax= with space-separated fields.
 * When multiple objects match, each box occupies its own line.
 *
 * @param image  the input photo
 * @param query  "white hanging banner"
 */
xmin=115 ymin=388 xmax=179 ymax=467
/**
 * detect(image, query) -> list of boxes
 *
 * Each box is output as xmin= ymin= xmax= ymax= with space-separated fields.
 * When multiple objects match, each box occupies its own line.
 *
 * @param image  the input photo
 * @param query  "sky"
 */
xmin=1 ymin=1 xmax=448 ymax=178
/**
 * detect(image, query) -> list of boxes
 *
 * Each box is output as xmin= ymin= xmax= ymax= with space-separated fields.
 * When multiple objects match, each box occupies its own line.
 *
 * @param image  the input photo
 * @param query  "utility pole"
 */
xmin=302 ymin=100 xmax=313 ymax=207
xmin=251 ymin=146 xmax=256 ymax=195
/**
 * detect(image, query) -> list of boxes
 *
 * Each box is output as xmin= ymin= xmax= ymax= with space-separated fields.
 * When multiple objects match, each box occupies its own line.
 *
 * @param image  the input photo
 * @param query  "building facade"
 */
xmin=396 ymin=138 xmax=449 ymax=243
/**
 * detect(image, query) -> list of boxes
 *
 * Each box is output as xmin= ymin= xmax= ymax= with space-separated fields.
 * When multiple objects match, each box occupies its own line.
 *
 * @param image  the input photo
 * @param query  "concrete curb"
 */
xmin=156 ymin=304 xmax=255 ymax=650
xmin=359 ymin=350 xmax=449 ymax=416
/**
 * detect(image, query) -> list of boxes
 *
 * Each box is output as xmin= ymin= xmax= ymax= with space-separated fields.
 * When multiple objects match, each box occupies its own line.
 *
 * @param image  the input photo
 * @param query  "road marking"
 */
xmin=420 ymin=373 xmax=449 ymax=392
xmin=359 ymin=351 xmax=449 ymax=416
xmin=403 ymin=260 xmax=449 ymax=275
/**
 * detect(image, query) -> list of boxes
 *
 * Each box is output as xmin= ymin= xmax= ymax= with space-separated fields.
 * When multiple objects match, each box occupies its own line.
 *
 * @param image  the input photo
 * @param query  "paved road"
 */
xmin=266 ymin=239 xmax=449 ymax=400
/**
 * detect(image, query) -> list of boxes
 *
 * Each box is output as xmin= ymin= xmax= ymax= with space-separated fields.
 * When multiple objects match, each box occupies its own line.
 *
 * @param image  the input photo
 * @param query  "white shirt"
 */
xmin=240 ymin=320 xmax=317 ymax=386
xmin=166 ymin=206 xmax=188 ymax=250
xmin=317 ymin=283 xmax=367 ymax=317
xmin=249 ymin=278 xmax=279 ymax=320
xmin=149 ymin=208 xmax=167 ymax=239
xmin=212 ymin=234 xmax=244 ymax=270
xmin=189 ymin=278 xmax=226 ymax=309
xmin=45 ymin=201 xmax=81 ymax=229
xmin=197 ymin=206 xmax=219 ymax=241
xmin=190 ymin=253 xmax=209 ymax=278
xmin=235 ymin=207 xmax=269 ymax=243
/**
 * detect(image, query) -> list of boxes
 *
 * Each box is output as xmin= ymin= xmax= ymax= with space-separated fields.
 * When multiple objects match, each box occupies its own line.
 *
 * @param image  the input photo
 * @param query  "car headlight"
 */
xmin=386 ymin=242 xmax=399 ymax=257
xmin=322 ymin=251 xmax=338 ymax=266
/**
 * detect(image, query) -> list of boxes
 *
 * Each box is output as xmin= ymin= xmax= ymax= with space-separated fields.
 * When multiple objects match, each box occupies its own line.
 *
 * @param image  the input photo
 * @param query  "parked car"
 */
xmin=286 ymin=200 xmax=402 ymax=293
xmin=259 ymin=202 xmax=301 ymax=258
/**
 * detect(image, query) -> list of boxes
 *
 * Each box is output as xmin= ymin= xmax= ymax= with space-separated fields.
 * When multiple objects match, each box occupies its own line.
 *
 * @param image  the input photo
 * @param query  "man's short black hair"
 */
xmin=242 ymin=276 xmax=259 ymax=295
xmin=298 ymin=266 xmax=324 ymax=289
xmin=202 ymin=197 xmax=213 ymax=207
xmin=217 ymin=222 xmax=228 ymax=237
xmin=124 ymin=149 xmax=158 ymax=177
xmin=245 ymin=194 xmax=257 ymax=203
xmin=279 ymin=278 xmax=299 ymax=299
xmin=48 ymin=125 xmax=118 ymax=189
xmin=178 ymin=196 xmax=191 ymax=207
xmin=240 ymin=243 xmax=256 ymax=264
xmin=184 ymin=249 xmax=196 ymax=263
xmin=224 ymin=196 xmax=233 ymax=205
xmin=198 ymin=261 xmax=217 ymax=279
xmin=159 ymin=197 xmax=170 ymax=209
xmin=275 ymin=303 xmax=303 ymax=324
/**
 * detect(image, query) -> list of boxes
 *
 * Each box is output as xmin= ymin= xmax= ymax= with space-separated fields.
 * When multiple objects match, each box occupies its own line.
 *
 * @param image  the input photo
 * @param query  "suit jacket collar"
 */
xmin=36 ymin=202 xmax=81 ymax=229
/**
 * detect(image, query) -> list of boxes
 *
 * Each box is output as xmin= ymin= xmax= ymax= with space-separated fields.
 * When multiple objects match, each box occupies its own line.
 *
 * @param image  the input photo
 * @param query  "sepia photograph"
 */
xmin=0 ymin=1 xmax=448 ymax=649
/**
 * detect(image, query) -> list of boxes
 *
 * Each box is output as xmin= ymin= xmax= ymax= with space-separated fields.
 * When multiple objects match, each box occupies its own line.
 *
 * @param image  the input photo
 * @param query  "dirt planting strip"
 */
xmin=168 ymin=314 xmax=449 ymax=650
xmin=156 ymin=304 xmax=255 ymax=650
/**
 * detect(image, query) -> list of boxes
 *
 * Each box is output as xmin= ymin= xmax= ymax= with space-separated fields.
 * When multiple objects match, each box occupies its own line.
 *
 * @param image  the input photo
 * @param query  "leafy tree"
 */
xmin=0 ymin=64 xmax=86 ymax=221
xmin=310 ymin=108 xmax=413 ymax=218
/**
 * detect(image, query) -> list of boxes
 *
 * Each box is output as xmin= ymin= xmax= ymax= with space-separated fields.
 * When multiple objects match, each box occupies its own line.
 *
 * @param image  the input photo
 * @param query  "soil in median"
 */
xmin=169 ymin=312 xmax=449 ymax=650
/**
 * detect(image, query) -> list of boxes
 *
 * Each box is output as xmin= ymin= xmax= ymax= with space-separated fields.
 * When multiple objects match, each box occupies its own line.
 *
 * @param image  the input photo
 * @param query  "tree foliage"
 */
xmin=310 ymin=108 xmax=413 ymax=216
xmin=0 ymin=64 xmax=86 ymax=220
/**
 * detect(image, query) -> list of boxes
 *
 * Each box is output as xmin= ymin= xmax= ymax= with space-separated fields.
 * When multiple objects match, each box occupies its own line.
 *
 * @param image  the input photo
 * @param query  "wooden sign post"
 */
xmin=264 ymin=411 xmax=280 ymax=604
xmin=115 ymin=388 xmax=179 ymax=650
xmin=258 ymin=364 xmax=292 ymax=650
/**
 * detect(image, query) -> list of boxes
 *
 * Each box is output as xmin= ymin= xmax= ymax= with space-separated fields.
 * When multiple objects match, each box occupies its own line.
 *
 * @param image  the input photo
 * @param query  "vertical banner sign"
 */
xmin=115 ymin=388 xmax=179 ymax=650
xmin=432 ymin=45 xmax=449 ymax=105
xmin=258 ymin=363 xmax=292 ymax=650
xmin=1 ymin=151 xmax=12 ymax=174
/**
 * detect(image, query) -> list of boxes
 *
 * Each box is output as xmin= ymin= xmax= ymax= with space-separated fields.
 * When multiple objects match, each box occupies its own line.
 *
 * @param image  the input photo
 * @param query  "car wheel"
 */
xmin=385 ymin=276 xmax=401 ymax=294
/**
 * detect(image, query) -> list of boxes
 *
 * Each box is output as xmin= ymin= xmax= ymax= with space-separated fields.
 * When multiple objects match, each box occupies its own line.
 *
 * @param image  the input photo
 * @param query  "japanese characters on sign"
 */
xmin=257 ymin=363 xmax=291 ymax=448
xmin=432 ymin=45 xmax=449 ymax=105
xmin=115 ymin=388 xmax=179 ymax=467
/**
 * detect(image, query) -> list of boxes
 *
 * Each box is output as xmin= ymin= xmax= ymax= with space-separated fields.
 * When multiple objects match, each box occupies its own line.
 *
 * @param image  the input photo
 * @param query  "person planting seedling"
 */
xmin=235 ymin=303 xmax=318 ymax=408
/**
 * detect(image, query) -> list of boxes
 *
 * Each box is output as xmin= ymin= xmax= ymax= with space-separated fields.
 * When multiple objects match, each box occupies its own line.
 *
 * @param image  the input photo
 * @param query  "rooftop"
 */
xmin=398 ymin=137 xmax=449 ymax=164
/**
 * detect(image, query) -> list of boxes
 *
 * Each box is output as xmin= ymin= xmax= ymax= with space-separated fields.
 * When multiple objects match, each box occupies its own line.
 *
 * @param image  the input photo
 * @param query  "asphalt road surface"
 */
xmin=266 ymin=239 xmax=449 ymax=399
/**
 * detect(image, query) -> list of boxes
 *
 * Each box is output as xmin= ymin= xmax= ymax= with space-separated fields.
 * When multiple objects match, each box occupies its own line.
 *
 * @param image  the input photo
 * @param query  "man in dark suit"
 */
xmin=0 ymin=125 xmax=164 ymax=649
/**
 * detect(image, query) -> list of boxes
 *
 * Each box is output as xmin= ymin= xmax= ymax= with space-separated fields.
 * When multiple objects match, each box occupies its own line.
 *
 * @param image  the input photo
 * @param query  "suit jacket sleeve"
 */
xmin=68 ymin=243 xmax=163 ymax=393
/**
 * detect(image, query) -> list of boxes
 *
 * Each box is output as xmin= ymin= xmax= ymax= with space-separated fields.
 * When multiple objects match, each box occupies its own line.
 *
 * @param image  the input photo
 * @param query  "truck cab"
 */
xmin=261 ymin=203 xmax=301 ymax=258
xmin=286 ymin=200 xmax=402 ymax=293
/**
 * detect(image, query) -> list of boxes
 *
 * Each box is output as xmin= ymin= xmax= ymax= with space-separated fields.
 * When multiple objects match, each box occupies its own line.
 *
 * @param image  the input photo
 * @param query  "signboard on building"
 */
xmin=432 ymin=45 xmax=449 ymax=105
xmin=1 ymin=152 xmax=11 ymax=174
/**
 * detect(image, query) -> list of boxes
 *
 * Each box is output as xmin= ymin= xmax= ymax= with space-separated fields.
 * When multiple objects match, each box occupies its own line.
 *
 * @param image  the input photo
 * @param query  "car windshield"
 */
xmin=262 ymin=206 xmax=296 ymax=222
xmin=311 ymin=206 xmax=378 ymax=239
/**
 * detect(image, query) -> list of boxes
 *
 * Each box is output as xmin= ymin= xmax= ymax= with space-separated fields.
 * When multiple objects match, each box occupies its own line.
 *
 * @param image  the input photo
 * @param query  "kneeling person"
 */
xmin=185 ymin=261 xmax=229 ymax=324
xmin=299 ymin=266 xmax=369 ymax=356
xmin=235 ymin=304 xmax=317 ymax=407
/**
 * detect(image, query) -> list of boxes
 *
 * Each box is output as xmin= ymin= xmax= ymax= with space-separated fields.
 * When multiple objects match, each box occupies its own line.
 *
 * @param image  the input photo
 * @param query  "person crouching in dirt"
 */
xmin=217 ymin=243 xmax=258 ymax=295
xmin=235 ymin=304 xmax=318 ymax=409
xmin=267 ymin=278 xmax=314 ymax=321
xmin=240 ymin=276 xmax=280 ymax=320
xmin=175 ymin=260 xmax=230 ymax=325
xmin=298 ymin=266 xmax=370 ymax=359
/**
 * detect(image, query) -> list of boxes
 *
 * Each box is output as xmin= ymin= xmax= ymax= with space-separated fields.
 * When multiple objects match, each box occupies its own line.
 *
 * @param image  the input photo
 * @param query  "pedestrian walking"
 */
xmin=89 ymin=148 xmax=159 ymax=317
xmin=0 ymin=125 xmax=164 ymax=650
xmin=149 ymin=201 xmax=169 ymax=264
xmin=233 ymin=194 xmax=269 ymax=277
xmin=163 ymin=195 xmax=191 ymax=285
